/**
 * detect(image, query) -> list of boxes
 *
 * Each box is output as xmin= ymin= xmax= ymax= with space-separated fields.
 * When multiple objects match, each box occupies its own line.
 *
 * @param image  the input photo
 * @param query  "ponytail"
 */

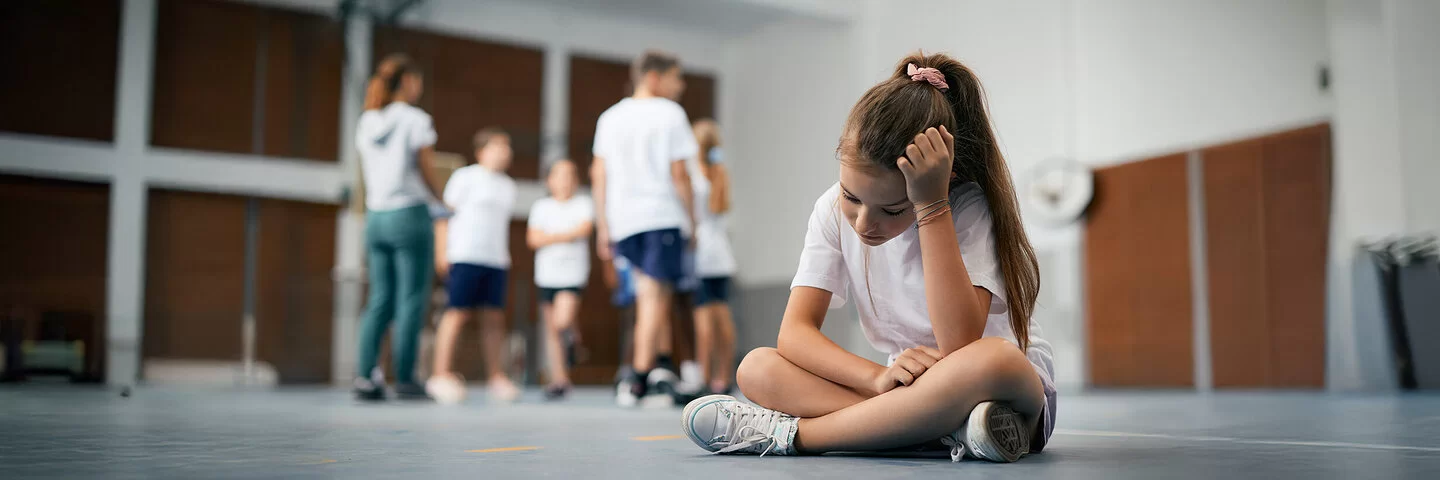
xmin=364 ymin=54 xmax=412 ymax=110
xmin=840 ymin=52 xmax=1039 ymax=350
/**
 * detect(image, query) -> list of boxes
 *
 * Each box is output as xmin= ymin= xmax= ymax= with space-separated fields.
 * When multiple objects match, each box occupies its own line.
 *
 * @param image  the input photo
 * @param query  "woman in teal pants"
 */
xmin=352 ymin=54 xmax=445 ymax=400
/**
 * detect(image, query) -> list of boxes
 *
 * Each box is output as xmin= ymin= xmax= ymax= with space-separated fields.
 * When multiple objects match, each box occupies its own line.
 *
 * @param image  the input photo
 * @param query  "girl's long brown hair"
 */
xmin=839 ymin=52 xmax=1039 ymax=349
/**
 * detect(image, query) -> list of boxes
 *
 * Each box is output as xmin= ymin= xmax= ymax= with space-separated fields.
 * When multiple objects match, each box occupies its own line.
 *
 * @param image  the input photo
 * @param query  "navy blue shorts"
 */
xmin=615 ymin=228 xmax=685 ymax=285
xmin=694 ymin=277 xmax=731 ymax=306
xmin=537 ymin=285 xmax=583 ymax=304
xmin=447 ymin=263 xmax=508 ymax=309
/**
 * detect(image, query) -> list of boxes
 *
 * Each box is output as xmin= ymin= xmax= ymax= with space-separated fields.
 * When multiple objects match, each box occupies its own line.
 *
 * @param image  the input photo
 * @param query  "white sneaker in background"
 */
xmin=615 ymin=375 xmax=639 ymax=407
xmin=487 ymin=376 xmax=521 ymax=404
xmin=425 ymin=374 xmax=467 ymax=405
xmin=681 ymin=395 xmax=798 ymax=456
xmin=960 ymin=401 xmax=1030 ymax=463
xmin=678 ymin=360 xmax=705 ymax=393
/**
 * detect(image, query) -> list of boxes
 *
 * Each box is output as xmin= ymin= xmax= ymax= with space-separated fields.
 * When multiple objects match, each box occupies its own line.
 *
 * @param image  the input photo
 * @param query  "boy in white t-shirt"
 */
xmin=526 ymin=159 xmax=594 ymax=400
xmin=591 ymin=50 xmax=699 ymax=407
xmin=426 ymin=128 xmax=519 ymax=404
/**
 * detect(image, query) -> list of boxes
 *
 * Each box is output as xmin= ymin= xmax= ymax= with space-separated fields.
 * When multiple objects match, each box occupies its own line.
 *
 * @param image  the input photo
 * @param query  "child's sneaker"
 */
xmin=681 ymin=395 xmax=798 ymax=456
xmin=487 ymin=376 xmax=521 ymax=404
xmin=353 ymin=377 xmax=385 ymax=402
xmin=958 ymin=401 xmax=1030 ymax=463
xmin=426 ymin=374 xmax=467 ymax=405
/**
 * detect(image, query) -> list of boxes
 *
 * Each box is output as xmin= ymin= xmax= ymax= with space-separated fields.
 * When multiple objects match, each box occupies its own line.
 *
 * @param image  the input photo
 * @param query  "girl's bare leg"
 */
xmin=792 ymin=338 xmax=1044 ymax=453
xmin=692 ymin=305 xmax=716 ymax=390
xmin=711 ymin=304 xmax=737 ymax=392
xmin=736 ymin=347 xmax=870 ymax=418
xmin=544 ymin=291 xmax=581 ymax=386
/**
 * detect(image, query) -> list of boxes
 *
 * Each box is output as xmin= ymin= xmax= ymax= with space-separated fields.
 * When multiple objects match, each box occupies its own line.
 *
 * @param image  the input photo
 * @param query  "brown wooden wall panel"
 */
xmin=0 ymin=0 xmax=121 ymax=141
xmin=1204 ymin=140 xmax=1272 ymax=387
xmin=1085 ymin=154 xmax=1194 ymax=387
xmin=261 ymin=8 xmax=344 ymax=162
xmin=0 ymin=175 xmax=110 ymax=378
xmin=680 ymin=73 xmax=717 ymax=123
xmin=151 ymin=0 xmax=261 ymax=154
xmin=143 ymin=190 xmax=248 ymax=361
xmin=256 ymin=199 xmax=337 ymax=383
xmin=373 ymin=28 xmax=544 ymax=179
xmin=152 ymin=0 xmax=342 ymax=161
xmin=1260 ymin=125 xmax=1330 ymax=388
xmin=567 ymin=56 xmax=633 ymax=184
xmin=1202 ymin=124 xmax=1330 ymax=388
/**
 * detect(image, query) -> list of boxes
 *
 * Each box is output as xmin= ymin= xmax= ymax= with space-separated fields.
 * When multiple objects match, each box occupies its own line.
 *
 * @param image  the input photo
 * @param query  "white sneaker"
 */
xmin=957 ymin=401 xmax=1030 ymax=463
xmin=681 ymin=395 xmax=798 ymax=456
xmin=616 ymin=376 xmax=639 ymax=408
xmin=487 ymin=377 xmax=521 ymax=404
xmin=425 ymin=374 xmax=467 ymax=405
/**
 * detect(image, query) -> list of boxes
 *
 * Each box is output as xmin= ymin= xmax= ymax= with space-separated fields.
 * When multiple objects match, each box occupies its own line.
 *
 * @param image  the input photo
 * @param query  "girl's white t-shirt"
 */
xmin=791 ymin=182 xmax=1055 ymax=392
xmin=444 ymin=165 xmax=516 ymax=268
xmin=356 ymin=102 xmax=438 ymax=212
xmin=529 ymin=195 xmax=595 ymax=288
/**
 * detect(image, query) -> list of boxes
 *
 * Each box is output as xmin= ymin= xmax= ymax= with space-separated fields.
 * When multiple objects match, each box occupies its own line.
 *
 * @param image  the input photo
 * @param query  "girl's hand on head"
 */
xmin=869 ymin=346 xmax=944 ymax=395
xmin=896 ymin=125 xmax=955 ymax=208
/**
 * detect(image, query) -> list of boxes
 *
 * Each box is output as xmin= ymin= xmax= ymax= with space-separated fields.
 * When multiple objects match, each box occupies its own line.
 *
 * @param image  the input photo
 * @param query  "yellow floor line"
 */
xmin=632 ymin=435 xmax=685 ymax=441
xmin=468 ymin=446 xmax=543 ymax=453
xmin=300 ymin=459 xmax=338 ymax=465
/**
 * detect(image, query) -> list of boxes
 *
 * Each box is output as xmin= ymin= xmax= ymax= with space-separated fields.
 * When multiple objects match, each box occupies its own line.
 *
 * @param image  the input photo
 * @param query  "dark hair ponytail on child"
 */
xmin=838 ymin=52 xmax=1039 ymax=349
xmin=364 ymin=54 xmax=412 ymax=111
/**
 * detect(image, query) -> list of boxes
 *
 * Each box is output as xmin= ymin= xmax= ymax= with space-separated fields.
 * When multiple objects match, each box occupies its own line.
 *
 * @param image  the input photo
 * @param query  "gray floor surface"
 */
xmin=2 ymin=384 xmax=1439 ymax=479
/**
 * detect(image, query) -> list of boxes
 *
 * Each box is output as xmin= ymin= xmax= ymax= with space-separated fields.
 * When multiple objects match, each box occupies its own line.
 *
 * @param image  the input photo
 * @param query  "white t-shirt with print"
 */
xmin=592 ymin=97 xmax=699 ymax=241
xmin=444 ymin=165 xmax=516 ymax=268
xmin=529 ymin=195 xmax=595 ymax=288
xmin=356 ymin=102 xmax=438 ymax=212
xmin=791 ymin=182 xmax=1056 ymax=393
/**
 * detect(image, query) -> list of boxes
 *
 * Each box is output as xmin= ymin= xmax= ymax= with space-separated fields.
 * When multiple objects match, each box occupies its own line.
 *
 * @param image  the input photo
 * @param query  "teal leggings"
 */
xmin=357 ymin=204 xmax=434 ymax=384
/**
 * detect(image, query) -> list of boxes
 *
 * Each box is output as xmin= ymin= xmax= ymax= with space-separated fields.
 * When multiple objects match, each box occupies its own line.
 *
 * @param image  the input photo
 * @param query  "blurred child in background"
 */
xmin=427 ymin=128 xmax=519 ymax=404
xmin=526 ymin=160 xmax=594 ymax=400
xmin=688 ymin=119 xmax=739 ymax=395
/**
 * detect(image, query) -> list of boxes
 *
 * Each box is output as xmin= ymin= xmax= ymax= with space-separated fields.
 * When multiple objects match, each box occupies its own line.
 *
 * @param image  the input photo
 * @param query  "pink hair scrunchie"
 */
xmin=907 ymin=63 xmax=949 ymax=91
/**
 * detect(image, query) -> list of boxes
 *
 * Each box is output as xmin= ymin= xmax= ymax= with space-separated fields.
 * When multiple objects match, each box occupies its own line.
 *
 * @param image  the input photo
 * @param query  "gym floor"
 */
xmin=3 ymin=385 xmax=1438 ymax=479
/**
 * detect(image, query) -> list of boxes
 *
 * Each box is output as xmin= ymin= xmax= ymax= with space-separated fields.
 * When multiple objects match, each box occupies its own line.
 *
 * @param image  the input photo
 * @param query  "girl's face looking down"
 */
xmin=838 ymin=163 xmax=915 ymax=247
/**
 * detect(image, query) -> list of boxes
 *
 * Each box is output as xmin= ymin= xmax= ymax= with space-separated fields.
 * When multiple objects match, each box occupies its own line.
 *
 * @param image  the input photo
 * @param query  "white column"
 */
xmin=540 ymin=43 xmax=570 ymax=166
xmin=106 ymin=0 xmax=157 ymax=386
xmin=331 ymin=12 xmax=372 ymax=385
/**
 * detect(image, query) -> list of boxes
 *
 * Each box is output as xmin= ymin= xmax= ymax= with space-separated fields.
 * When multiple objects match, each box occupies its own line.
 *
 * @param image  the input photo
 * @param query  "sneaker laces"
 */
xmin=711 ymin=403 xmax=795 ymax=456
xmin=940 ymin=430 xmax=967 ymax=462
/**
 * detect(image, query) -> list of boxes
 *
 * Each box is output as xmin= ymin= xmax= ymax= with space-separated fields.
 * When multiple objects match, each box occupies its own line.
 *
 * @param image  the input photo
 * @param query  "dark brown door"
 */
xmin=256 ymin=198 xmax=338 ymax=383
xmin=0 ymin=175 xmax=111 ymax=380
xmin=143 ymin=190 xmax=248 ymax=361
xmin=0 ymin=0 xmax=121 ymax=142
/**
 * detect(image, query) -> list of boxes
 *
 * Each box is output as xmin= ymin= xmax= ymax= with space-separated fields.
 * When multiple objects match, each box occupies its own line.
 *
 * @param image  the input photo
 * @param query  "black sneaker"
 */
xmin=647 ymin=365 xmax=679 ymax=396
xmin=394 ymin=382 xmax=431 ymax=401
xmin=353 ymin=377 xmax=385 ymax=401
xmin=543 ymin=384 xmax=570 ymax=401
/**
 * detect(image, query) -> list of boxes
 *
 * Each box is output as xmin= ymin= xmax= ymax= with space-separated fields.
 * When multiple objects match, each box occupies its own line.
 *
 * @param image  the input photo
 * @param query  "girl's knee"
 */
xmin=736 ymin=347 xmax=781 ymax=394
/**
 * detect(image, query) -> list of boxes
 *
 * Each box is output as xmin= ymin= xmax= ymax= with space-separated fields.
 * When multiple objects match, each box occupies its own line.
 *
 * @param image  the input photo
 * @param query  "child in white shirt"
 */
xmin=427 ymin=128 xmax=519 ymax=404
xmin=681 ymin=52 xmax=1055 ymax=464
xmin=590 ymin=50 xmax=699 ymax=406
xmin=526 ymin=159 xmax=594 ymax=400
